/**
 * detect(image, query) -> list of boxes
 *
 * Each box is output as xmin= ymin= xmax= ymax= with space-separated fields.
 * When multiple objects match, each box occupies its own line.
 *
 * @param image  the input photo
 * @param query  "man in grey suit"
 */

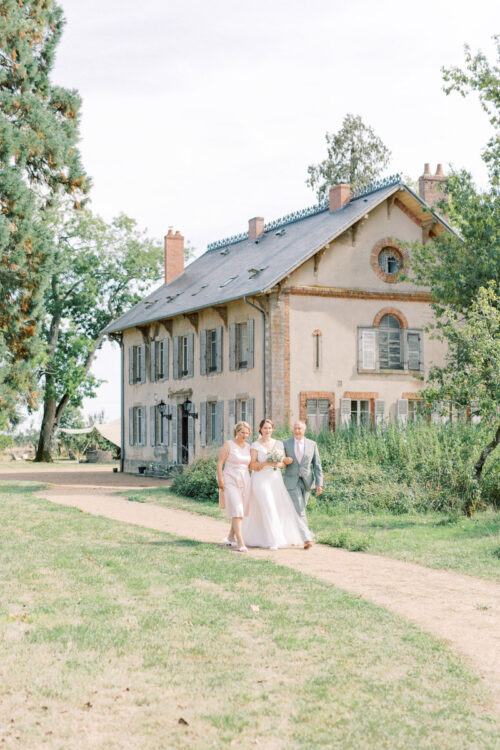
xmin=282 ymin=421 xmax=323 ymax=548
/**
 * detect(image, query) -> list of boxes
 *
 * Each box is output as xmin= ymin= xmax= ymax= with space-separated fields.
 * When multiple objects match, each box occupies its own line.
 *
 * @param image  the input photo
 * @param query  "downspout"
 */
xmin=119 ymin=335 xmax=125 ymax=472
xmin=243 ymin=296 xmax=267 ymax=417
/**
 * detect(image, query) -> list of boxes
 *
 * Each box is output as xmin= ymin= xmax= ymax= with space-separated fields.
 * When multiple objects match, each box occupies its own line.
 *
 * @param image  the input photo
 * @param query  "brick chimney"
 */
xmin=418 ymin=163 xmax=446 ymax=210
xmin=329 ymin=183 xmax=351 ymax=212
xmin=164 ymin=229 xmax=184 ymax=285
xmin=248 ymin=217 xmax=265 ymax=242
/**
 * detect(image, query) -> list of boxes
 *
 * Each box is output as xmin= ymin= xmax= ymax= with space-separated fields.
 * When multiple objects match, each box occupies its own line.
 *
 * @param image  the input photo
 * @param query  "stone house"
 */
xmin=103 ymin=166 xmax=451 ymax=472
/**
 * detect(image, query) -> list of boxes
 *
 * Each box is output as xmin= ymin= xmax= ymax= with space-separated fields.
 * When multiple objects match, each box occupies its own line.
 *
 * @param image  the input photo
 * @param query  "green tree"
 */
xmin=0 ymin=0 xmax=88 ymax=427
xmin=306 ymin=113 xmax=391 ymax=201
xmin=34 ymin=206 xmax=163 ymax=462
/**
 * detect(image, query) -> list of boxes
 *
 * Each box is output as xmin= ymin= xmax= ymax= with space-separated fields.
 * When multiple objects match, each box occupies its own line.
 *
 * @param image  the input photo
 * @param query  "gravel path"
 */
xmin=2 ymin=464 xmax=500 ymax=712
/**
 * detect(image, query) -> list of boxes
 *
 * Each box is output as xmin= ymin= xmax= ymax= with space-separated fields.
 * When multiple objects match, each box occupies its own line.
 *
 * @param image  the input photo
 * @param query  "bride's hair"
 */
xmin=233 ymin=420 xmax=251 ymax=438
xmin=258 ymin=418 xmax=274 ymax=434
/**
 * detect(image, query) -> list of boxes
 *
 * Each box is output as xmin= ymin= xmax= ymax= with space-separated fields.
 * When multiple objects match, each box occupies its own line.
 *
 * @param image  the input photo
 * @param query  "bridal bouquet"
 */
xmin=266 ymin=446 xmax=284 ymax=471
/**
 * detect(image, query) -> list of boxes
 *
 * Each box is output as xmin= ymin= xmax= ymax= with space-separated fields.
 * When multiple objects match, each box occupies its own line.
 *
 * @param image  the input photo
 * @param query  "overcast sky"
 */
xmin=41 ymin=0 xmax=499 ymax=424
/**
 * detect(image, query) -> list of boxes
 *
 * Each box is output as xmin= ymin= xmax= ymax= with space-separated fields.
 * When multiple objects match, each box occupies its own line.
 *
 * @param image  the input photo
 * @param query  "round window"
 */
xmin=378 ymin=248 xmax=401 ymax=275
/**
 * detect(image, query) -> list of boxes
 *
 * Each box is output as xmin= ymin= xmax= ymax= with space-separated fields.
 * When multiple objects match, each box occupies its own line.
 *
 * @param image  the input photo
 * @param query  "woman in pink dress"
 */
xmin=216 ymin=421 xmax=252 ymax=553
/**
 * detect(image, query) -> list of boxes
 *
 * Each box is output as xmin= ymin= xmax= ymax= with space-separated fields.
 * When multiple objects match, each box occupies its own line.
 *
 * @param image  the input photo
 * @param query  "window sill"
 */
xmin=358 ymin=369 xmax=421 ymax=376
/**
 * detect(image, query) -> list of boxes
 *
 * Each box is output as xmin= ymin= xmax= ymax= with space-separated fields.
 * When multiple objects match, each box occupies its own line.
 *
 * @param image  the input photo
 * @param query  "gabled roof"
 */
xmin=103 ymin=176 xmax=453 ymax=335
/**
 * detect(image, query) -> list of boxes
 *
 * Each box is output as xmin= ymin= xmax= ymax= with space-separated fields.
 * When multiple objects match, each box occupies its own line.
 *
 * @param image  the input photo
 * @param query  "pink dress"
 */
xmin=222 ymin=441 xmax=251 ymax=518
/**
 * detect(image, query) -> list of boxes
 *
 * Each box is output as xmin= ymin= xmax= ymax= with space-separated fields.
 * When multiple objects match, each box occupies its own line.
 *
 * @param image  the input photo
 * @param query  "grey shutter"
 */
xmin=140 ymin=406 xmax=147 ymax=445
xmin=187 ymin=333 xmax=194 ymax=378
xmin=200 ymin=329 xmax=207 ymax=375
xmin=216 ymin=326 xmax=223 ymax=373
xmin=200 ymin=401 xmax=207 ymax=447
xmin=407 ymin=331 xmax=421 ymax=372
xmin=358 ymin=328 xmax=377 ymax=371
xmin=128 ymin=347 xmax=134 ymax=385
xmin=140 ymin=345 xmax=146 ymax=383
xmin=247 ymin=397 xmax=254 ymax=437
xmin=129 ymin=406 xmax=134 ymax=445
xmin=150 ymin=341 xmax=156 ymax=382
xmin=150 ymin=405 xmax=156 ymax=446
xmin=374 ymin=399 xmax=385 ymax=426
xmin=340 ymin=398 xmax=351 ymax=427
xmin=188 ymin=409 xmax=195 ymax=462
xmin=396 ymin=398 xmax=409 ymax=426
xmin=216 ymin=400 xmax=224 ymax=446
xmin=173 ymin=336 xmax=179 ymax=379
xmin=228 ymin=399 xmax=236 ymax=438
xmin=247 ymin=318 xmax=254 ymax=369
xmin=164 ymin=338 xmax=169 ymax=380
xmin=171 ymin=403 xmax=178 ymax=462
xmin=163 ymin=404 xmax=170 ymax=446
xmin=229 ymin=323 xmax=236 ymax=370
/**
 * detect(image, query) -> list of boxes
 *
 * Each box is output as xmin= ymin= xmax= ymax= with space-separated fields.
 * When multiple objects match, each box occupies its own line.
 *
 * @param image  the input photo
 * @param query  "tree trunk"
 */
xmin=34 ymin=391 xmax=57 ymax=462
xmin=474 ymin=423 xmax=500 ymax=480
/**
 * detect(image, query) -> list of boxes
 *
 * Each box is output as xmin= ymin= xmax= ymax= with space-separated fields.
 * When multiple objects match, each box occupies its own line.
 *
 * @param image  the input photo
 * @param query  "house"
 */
xmin=103 ymin=165 xmax=451 ymax=472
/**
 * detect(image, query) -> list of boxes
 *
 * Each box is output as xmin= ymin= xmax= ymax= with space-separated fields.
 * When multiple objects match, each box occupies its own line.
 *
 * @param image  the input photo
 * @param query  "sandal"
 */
xmin=222 ymin=536 xmax=237 ymax=546
xmin=235 ymin=546 xmax=248 ymax=553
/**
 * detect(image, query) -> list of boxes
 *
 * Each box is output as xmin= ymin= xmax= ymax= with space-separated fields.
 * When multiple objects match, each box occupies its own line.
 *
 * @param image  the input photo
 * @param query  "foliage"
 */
xmin=34 ymin=204 xmax=163 ymax=461
xmin=170 ymin=422 xmax=499 ymax=515
xmin=0 ymin=432 xmax=14 ymax=451
xmin=306 ymin=113 xmax=391 ymax=201
xmin=316 ymin=527 xmax=372 ymax=552
xmin=0 ymin=0 xmax=88 ymax=427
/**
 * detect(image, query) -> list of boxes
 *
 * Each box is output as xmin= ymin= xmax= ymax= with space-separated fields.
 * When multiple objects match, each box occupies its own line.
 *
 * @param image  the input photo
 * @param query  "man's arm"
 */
xmin=312 ymin=441 xmax=323 ymax=494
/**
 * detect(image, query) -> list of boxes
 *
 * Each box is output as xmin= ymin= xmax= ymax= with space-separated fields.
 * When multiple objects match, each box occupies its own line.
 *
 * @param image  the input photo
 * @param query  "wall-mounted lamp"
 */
xmin=182 ymin=398 xmax=198 ymax=419
xmin=158 ymin=400 xmax=172 ymax=420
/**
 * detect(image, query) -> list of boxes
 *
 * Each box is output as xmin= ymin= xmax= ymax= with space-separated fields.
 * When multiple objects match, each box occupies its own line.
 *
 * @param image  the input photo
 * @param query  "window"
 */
xmin=129 ymin=344 xmax=145 ymax=384
xmin=208 ymin=329 xmax=217 ymax=372
xmin=181 ymin=336 xmax=188 ymax=377
xmin=379 ymin=314 xmax=403 ymax=370
xmin=129 ymin=406 xmax=146 ymax=445
xmin=150 ymin=339 xmax=169 ymax=382
xmin=208 ymin=402 xmax=217 ymax=443
xmin=238 ymin=399 xmax=247 ymax=423
xmin=351 ymin=399 xmax=371 ymax=427
xmin=173 ymin=333 xmax=194 ymax=379
xmin=378 ymin=248 xmax=401 ymax=275
xmin=200 ymin=326 xmax=222 ymax=375
xmin=306 ymin=398 xmax=330 ymax=433
xmin=236 ymin=323 xmax=248 ymax=368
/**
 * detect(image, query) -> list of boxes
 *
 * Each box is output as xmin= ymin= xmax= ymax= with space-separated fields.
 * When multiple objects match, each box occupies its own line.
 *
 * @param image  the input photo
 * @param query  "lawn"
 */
xmin=1 ymin=482 xmax=499 ymax=748
xmin=120 ymin=487 xmax=500 ymax=582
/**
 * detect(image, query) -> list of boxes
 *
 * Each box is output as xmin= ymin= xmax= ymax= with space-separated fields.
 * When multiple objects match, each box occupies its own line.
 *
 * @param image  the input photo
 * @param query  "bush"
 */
xmin=171 ymin=457 xmax=218 ymax=503
xmin=317 ymin=527 xmax=372 ymax=551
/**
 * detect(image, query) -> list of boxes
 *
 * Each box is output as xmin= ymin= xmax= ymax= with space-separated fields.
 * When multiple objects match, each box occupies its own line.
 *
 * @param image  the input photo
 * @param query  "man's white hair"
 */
xmin=293 ymin=420 xmax=307 ymax=428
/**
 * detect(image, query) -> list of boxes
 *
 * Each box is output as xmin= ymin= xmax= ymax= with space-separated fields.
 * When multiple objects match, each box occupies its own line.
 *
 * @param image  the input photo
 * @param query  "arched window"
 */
xmin=378 ymin=248 xmax=401 ymax=275
xmin=379 ymin=314 xmax=403 ymax=370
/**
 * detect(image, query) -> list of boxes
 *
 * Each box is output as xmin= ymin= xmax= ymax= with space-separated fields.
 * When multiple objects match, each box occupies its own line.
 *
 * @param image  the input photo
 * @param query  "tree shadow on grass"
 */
xmin=144 ymin=539 xmax=206 ymax=549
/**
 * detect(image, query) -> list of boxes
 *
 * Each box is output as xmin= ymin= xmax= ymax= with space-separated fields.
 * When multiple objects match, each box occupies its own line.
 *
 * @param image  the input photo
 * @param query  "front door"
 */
xmin=181 ymin=407 xmax=189 ymax=464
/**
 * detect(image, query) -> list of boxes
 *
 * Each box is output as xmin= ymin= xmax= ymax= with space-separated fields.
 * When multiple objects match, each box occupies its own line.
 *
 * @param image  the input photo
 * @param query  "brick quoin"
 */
xmin=299 ymin=391 xmax=335 ymax=431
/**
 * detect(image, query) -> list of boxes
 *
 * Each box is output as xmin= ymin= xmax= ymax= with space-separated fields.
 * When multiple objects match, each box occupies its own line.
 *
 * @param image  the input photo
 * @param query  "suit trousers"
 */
xmin=287 ymin=478 xmax=310 ymax=536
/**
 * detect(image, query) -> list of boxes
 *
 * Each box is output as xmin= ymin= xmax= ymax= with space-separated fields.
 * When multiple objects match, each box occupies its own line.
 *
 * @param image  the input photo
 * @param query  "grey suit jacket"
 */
xmin=282 ymin=438 xmax=323 ymax=492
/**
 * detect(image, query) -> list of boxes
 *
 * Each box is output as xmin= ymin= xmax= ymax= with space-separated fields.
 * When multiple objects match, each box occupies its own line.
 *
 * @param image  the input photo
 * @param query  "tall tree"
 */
xmin=0 ymin=0 xmax=87 ymax=428
xmin=34 ymin=206 xmax=163 ymax=462
xmin=306 ymin=113 xmax=391 ymax=201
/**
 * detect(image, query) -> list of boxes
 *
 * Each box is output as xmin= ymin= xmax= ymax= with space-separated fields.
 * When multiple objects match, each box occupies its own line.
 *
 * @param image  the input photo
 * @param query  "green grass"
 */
xmin=1 ymin=482 xmax=499 ymax=748
xmin=119 ymin=487 xmax=500 ymax=581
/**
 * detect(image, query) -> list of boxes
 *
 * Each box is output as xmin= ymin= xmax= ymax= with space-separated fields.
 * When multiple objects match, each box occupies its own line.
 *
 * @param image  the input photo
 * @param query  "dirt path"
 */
xmin=2 ymin=464 xmax=500 ymax=711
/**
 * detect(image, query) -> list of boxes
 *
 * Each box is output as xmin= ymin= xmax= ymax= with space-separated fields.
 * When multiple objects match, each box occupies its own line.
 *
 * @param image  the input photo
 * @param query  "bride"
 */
xmin=243 ymin=418 xmax=314 ymax=549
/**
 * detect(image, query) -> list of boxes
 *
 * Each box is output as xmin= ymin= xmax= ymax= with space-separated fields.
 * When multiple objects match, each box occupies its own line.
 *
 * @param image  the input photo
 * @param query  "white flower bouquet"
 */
xmin=266 ymin=446 xmax=284 ymax=471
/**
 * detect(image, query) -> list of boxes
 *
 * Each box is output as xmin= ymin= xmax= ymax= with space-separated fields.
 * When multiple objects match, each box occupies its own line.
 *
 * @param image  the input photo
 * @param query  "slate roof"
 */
xmin=103 ymin=177 xmax=450 ymax=335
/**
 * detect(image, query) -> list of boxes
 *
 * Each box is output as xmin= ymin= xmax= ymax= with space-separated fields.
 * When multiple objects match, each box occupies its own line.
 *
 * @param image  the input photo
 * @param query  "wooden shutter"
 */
xmin=187 ymin=333 xmax=194 ymax=378
xmin=129 ymin=406 xmax=135 ymax=445
xmin=150 ymin=405 xmax=156 ymax=446
xmin=200 ymin=329 xmax=207 ymax=375
xmin=216 ymin=400 xmax=224 ymax=446
xmin=374 ymin=399 xmax=385 ymax=426
xmin=340 ymin=398 xmax=351 ymax=427
xmin=150 ymin=342 xmax=156 ymax=382
xmin=396 ymin=398 xmax=409 ymax=426
xmin=407 ymin=331 xmax=421 ymax=372
xmin=228 ymin=399 xmax=236 ymax=439
xmin=139 ymin=406 xmax=147 ymax=445
xmin=247 ymin=397 xmax=254 ymax=437
xmin=188 ymin=409 xmax=195 ymax=462
xmin=171 ymin=403 xmax=178 ymax=462
xmin=162 ymin=338 xmax=169 ymax=380
xmin=173 ymin=336 xmax=179 ymax=379
xmin=216 ymin=326 xmax=223 ymax=373
xmin=247 ymin=319 xmax=255 ymax=369
xmin=139 ymin=345 xmax=146 ymax=383
xmin=200 ymin=402 xmax=207 ymax=447
xmin=229 ymin=323 xmax=236 ymax=370
xmin=163 ymin=404 xmax=170 ymax=446
xmin=358 ymin=329 xmax=377 ymax=370
xmin=128 ymin=347 xmax=134 ymax=385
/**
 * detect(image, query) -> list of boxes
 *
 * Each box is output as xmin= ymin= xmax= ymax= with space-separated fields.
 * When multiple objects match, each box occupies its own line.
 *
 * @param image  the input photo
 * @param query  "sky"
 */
xmin=37 ymin=0 xmax=499 ymax=425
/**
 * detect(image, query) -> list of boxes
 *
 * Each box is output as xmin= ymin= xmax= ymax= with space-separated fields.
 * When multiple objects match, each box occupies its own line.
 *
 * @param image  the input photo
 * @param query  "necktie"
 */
xmin=296 ymin=440 xmax=303 ymax=462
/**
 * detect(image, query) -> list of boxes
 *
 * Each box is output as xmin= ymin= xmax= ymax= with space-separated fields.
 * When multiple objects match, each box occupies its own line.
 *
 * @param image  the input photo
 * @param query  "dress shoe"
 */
xmin=304 ymin=540 xmax=313 ymax=549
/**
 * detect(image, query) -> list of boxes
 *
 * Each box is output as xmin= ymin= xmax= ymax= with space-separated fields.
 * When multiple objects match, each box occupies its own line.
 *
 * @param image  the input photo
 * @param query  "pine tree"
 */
xmin=0 ymin=0 xmax=87 ymax=427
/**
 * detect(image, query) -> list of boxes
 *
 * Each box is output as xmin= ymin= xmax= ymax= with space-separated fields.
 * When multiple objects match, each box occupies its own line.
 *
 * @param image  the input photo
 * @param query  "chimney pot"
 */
xmin=329 ymin=183 xmax=351 ymax=212
xmin=418 ymin=163 xmax=447 ymax=219
xmin=248 ymin=217 xmax=265 ymax=242
xmin=424 ymin=163 xmax=431 ymax=175
xmin=164 ymin=228 xmax=184 ymax=285
xmin=435 ymin=163 xmax=443 ymax=176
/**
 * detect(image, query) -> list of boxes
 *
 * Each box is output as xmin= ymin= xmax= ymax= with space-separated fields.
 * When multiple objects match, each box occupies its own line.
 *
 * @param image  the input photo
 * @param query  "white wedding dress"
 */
xmin=243 ymin=440 xmax=313 ymax=549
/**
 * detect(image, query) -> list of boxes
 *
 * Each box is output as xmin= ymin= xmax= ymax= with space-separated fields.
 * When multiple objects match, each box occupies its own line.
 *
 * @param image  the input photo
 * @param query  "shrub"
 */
xmin=317 ymin=528 xmax=372 ymax=552
xmin=171 ymin=457 xmax=218 ymax=503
